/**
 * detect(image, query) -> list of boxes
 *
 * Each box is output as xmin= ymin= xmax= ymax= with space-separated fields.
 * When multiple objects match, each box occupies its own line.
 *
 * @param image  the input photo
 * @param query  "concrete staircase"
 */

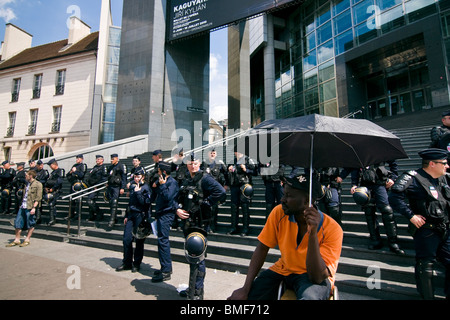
xmin=0 ymin=125 xmax=447 ymax=300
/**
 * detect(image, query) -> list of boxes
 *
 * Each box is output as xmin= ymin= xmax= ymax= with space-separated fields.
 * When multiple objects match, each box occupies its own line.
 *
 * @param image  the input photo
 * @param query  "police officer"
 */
xmin=84 ymin=155 xmax=108 ymax=221
xmin=0 ymin=160 xmax=16 ymax=215
xmin=201 ymin=148 xmax=228 ymax=233
xmin=260 ymin=162 xmax=284 ymax=219
xmin=389 ymin=148 xmax=450 ymax=300
xmin=33 ymin=160 xmax=49 ymax=224
xmin=349 ymin=161 xmax=404 ymax=255
xmin=44 ymin=159 xmax=64 ymax=226
xmin=28 ymin=159 xmax=36 ymax=171
xmin=176 ymin=153 xmax=226 ymax=299
xmin=430 ymin=110 xmax=450 ymax=150
xmin=116 ymin=169 xmax=151 ymax=273
xmin=317 ymin=167 xmax=343 ymax=226
xmin=226 ymin=151 xmax=257 ymax=236
xmin=171 ymin=148 xmax=188 ymax=230
xmin=128 ymin=155 xmax=146 ymax=185
xmin=66 ymin=154 xmax=87 ymax=220
xmin=106 ymin=154 xmax=127 ymax=228
xmin=12 ymin=162 xmax=27 ymax=215
xmin=151 ymin=161 xmax=179 ymax=282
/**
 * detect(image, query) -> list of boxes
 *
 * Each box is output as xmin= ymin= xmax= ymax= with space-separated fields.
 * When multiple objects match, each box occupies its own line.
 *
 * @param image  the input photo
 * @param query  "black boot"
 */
xmin=227 ymin=203 xmax=239 ymax=235
xmin=108 ymin=199 xmax=118 ymax=228
xmin=415 ymin=260 xmax=435 ymax=300
xmin=241 ymin=203 xmax=250 ymax=236
xmin=36 ymin=206 xmax=42 ymax=224
xmin=381 ymin=208 xmax=405 ymax=255
xmin=364 ymin=206 xmax=382 ymax=250
xmin=47 ymin=206 xmax=57 ymax=226
xmin=327 ymin=205 xmax=342 ymax=227
xmin=86 ymin=199 xmax=96 ymax=221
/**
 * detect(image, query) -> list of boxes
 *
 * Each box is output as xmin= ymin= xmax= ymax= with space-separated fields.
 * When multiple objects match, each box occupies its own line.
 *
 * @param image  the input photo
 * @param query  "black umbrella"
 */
xmin=237 ymin=114 xmax=408 ymax=205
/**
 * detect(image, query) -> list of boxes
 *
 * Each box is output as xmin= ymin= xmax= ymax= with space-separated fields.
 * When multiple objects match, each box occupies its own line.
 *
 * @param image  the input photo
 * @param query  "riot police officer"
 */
xmin=201 ymin=148 xmax=228 ymax=233
xmin=260 ymin=162 xmax=284 ymax=219
xmin=226 ymin=151 xmax=257 ymax=236
xmin=84 ymin=155 xmax=108 ymax=221
xmin=389 ymin=148 xmax=450 ymax=300
xmin=116 ymin=169 xmax=151 ymax=273
xmin=176 ymin=153 xmax=226 ymax=299
xmin=349 ymin=161 xmax=404 ymax=255
xmin=0 ymin=160 xmax=16 ymax=215
xmin=44 ymin=159 xmax=64 ymax=226
xmin=171 ymin=148 xmax=188 ymax=230
xmin=66 ymin=154 xmax=87 ymax=220
xmin=128 ymin=155 xmax=146 ymax=184
xmin=430 ymin=110 xmax=450 ymax=150
xmin=106 ymin=154 xmax=127 ymax=228
xmin=317 ymin=167 xmax=343 ymax=226
xmin=12 ymin=162 xmax=26 ymax=215
xmin=33 ymin=160 xmax=49 ymax=224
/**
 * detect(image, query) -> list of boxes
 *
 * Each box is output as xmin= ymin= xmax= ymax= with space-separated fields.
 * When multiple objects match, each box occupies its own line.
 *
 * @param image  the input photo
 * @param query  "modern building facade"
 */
xmin=248 ymin=0 xmax=450 ymax=126
xmin=0 ymin=0 xmax=120 ymax=163
xmin=115 ymin=0 xmax=210 ymax=152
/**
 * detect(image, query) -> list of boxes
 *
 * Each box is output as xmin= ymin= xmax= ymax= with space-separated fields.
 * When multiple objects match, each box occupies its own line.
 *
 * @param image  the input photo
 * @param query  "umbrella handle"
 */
xmin=309 ymin=133 xmax=313 ymax=207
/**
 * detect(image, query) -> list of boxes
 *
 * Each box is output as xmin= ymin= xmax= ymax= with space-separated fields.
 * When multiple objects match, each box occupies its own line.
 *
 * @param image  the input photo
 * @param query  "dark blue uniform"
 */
xmin=120 ymin=182 xmax=151 ymax=271
xmin=179 ymin=169 xmax=226 ymax=299
xmin=66 ymin=159 xmax=87 ymax=219
xmin=152 ymin=174 xmax=179 ymax=276
xmin=260 ymin=163 xmax=284 ymax=220
xmin=85 ymin=159 xmax=108 ymax=221
xmin=0 ymin=164 xmax=15 ymax=214
xmin=106 ymin=159 xmax=127 ymax=227
xmin=389 ymin=168 xmax=450 ymax=299
xmin=44 ymin=162 xmax=64 ymax=226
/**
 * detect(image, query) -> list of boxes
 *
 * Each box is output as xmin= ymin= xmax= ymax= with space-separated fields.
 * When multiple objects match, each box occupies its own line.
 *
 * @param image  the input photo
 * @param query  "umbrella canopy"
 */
xmin=238 ymin=114 xmax=408 ymax=169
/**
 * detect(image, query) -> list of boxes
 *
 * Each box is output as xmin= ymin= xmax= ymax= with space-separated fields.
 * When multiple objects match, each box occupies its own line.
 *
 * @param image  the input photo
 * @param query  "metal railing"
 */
xmin=61 ymin=128 xmax=251 ymax=237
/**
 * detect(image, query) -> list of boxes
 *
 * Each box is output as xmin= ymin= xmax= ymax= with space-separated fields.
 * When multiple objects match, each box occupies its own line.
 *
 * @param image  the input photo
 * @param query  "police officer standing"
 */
xmin=171 ymin=148 xmax=188 ymax=230
xmin=151 ymin=161 xmax=179 ymax=282
xmin=116 ymin=169 xmax=151 ymax=273
xmin=44 ymin=159 xmax=64 ymax=226
xmin=227 ymin=151 xmax=257 ymax=236
xmin=260 ymin=162 xmax=284 ymax=219
xmin=0 ymin=160 xmax=16 ymax=215
xmin=66 ymin=154 xmax=87 ymax=220
xmin=12 ymin=162 xmax=27 ymax=215
xmin=84 ymin=155 xmax=108 ymax=221
xmin=201 ymin=148 xmax=228 ymax=233
xmin=33 ymin=160 xmax=49 ymax=224
xmin=349 ymin=161 xmax=404 ymax=255
xmin=106 ymin=154 xmax=127 ymax=228
xmin=176 ymin=153 xmax=226 ymax=299
xmin=390 ymin=148 xmax=450 ymax=300
xmin=430 ymin=110 xmax=450 ymax=150
xmin=128 ymin=155 xmax=146 ymax=184
xmin=317 ymin=167 xmax=343 ymax=226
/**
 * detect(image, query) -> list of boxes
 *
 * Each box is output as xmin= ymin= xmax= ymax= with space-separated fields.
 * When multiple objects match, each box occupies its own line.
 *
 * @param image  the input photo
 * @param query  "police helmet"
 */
xmin=240 ymin=184 xmax=254 ymax=199
xmin=132 ymin=218 xmax=153 ymax=239
xmin=15 ymin=189 xmax=23 ymax=199
xmin=185 ymin=230 xmax=207 ymax=264
xmin=1 ymin=189 xmax=10 ymax=197
xmin=103 ymin=190 xmax=111 ymax=203
xmin=43 ymin=192 xmax=54 ymax=204
xmin=353 ymin=187 xmax=371 ymax=206
xmin=72 ymin=181 xmax=87 ymax=192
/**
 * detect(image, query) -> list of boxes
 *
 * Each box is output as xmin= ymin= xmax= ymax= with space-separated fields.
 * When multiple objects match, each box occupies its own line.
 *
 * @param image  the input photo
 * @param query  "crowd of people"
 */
xmin=1 ymin=112 xmax=450 ymax=300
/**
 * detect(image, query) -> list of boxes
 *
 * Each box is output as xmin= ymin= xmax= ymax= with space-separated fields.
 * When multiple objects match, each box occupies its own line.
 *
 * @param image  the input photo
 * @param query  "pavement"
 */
xmin=0 ymin=229 xmax=376 ymax=302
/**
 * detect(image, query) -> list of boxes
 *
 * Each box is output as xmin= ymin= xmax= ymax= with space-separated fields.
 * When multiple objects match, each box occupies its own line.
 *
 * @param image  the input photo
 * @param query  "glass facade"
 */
xmin=101 ymin=26 xmax=121 ymax=143
xmin=252 ymin=0 xmax=450 ymax=125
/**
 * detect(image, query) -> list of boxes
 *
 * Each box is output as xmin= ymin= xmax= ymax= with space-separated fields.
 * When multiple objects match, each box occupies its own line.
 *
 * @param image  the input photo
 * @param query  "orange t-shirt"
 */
xmin=258 ymin=204 xmax=343 ymax=286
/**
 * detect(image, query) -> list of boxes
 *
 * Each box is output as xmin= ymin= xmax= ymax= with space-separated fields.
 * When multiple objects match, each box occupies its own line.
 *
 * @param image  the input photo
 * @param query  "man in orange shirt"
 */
xmin=228 ymin=173 xmax=343 ymax=300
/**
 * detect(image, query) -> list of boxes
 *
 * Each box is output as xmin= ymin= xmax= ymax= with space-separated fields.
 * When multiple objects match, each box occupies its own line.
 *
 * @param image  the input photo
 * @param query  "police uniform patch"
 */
xmin=429 ymin=186 xmax=438 ymax=199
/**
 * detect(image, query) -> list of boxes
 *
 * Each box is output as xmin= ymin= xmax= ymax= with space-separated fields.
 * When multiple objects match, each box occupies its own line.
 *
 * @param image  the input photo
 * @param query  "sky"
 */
xmin=0 ymin=0 xmax=228 ymax=121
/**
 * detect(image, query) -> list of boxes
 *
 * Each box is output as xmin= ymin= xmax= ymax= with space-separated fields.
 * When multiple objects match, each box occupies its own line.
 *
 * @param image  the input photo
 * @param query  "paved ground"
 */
xmin=0 ymin=231 xmax=375 ymax=301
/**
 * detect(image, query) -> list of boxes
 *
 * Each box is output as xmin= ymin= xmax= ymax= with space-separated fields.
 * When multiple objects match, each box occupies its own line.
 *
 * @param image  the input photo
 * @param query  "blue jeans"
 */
xmin=248 ymin=269 xmax=331 ymax=300
xmin=14 ymin=207 xmax=36 ymax=230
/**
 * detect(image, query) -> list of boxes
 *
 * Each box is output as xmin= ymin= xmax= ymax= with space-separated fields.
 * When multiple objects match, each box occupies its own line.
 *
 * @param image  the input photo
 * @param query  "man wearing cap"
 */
xmin=430 ymin=110 xmax=450 ymax=151
xmin=33 ymin=160 xmax=48 ymax=224
xmin=12 ymin=162 xmax=27 ymax=215
xmin=106 ymin=154 xmax=127 ymax=228
xmin=0 ymin=160 xmax=16 ymax=215
xmin=171 ymin=147 xmax=188 ymax=230
xmin=84 ymin=155 xmax=108 ymax=221
xmin=44 ymin=159 xmax=65 ymax=226
xmin=389 ymin=148 xmax=450 ymax=300
xmin=151 ymin=161 xmax=179 ymax=282
xmin=66 ymin=154 xmax=87 ymax=220
xmin=228 ymin=173 xmax=343 ymax=300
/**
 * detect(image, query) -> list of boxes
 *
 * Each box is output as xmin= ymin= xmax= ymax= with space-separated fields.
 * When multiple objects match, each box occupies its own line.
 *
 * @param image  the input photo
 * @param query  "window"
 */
xmin=6 ymin=112 xmax=16 ymax=137
xmin=32 ymin=144 xmax=54 ymax=160
xmin=11 ymin=78 xmax=21 ymax=102
xmin=33 ymin=74 xmax=43 ymax=99
xmin=55 ymin=69 xmax=66 ymax=95
xmin=28 ymin=109 xmax=38 ymax=135
xmin=51 ymin=106 xmax=62 ymax=133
